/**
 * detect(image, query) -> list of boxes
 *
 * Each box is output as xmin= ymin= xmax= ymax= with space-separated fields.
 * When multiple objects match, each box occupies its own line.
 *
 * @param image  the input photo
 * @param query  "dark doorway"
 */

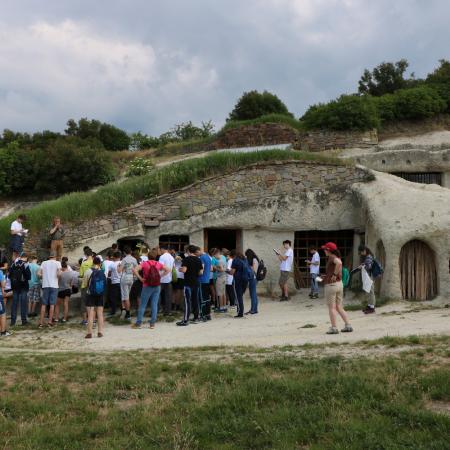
xmin=117 ymin=237 xmax=145 ymax=252
xmin=294 ymin=230 xmax=355 ymax=287
xmin=204 ymin=229 xmax=242 ymax=253
xmin=391 ymin=172 xmax=442 ymax=186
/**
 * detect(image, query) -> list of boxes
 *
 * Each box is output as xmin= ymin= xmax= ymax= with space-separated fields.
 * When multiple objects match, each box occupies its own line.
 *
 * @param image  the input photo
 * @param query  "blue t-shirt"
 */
xmin=0 ymin=270 xmax=4 ymax=297
xmin=199 ymin=254 xmax=212 ymax=284
xmin=28 ymin=262 xmax=41 ymax=287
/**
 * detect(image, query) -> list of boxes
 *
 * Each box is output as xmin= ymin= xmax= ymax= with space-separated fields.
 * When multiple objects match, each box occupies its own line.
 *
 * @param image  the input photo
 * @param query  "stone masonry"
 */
xmin=25 ymin=160 xmax=371 ymax=257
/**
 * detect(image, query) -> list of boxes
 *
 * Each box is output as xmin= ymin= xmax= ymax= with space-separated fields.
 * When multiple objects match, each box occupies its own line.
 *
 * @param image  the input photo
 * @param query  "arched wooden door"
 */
xmin=375 ymin=240 xmax=386 ymax=296
xmin=399 ymin=240 xmax=438 ymax=301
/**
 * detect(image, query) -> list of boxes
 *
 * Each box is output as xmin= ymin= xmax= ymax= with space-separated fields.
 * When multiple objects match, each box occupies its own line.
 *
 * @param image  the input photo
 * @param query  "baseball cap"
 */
xmin=321 ymin=242 xmax=338 ymax=252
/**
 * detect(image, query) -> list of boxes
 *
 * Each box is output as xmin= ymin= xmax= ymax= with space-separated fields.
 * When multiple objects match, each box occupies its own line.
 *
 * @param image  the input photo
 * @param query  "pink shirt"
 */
xmin=141 ymin=260 xmax=164 ymax=287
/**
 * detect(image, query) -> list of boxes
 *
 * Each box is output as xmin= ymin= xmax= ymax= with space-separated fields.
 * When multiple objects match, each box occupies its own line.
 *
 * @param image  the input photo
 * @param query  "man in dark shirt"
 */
xmin=177 ymin=245 xmax=203 ymax=326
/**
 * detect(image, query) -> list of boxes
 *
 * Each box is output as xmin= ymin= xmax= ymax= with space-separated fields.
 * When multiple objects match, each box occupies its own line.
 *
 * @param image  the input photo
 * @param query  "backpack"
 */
xmin=342 ymin=267 xmax=350 ymax=288
xmin=371 ymin=259 xmax=384 ymax=279
xmin=10 ymin=260 xmax=28 ymax=288
xmin=88 ymin=269 xmax=107 ymax=295
xmin=256 ymin=259 xmax=267 ymax=281
xmin=144 ymin=261 xmax=161 ymax=287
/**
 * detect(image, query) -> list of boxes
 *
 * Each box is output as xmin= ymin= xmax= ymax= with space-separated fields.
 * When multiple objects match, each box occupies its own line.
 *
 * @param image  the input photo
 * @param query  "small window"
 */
xmin=159 ymin=235 xmax=189 ymax=253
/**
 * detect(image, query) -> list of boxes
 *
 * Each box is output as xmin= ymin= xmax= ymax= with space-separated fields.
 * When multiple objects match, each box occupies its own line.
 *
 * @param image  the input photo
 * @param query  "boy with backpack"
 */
xmin=358 ymin=245 xmax=383 ymax=314
xmin=131 ymin=249 xmax=170 ymax=329
xmin=85 ymin=256 xmax=106 ymax=339
xmin=10 ymin=252 xmax=31 ymax=326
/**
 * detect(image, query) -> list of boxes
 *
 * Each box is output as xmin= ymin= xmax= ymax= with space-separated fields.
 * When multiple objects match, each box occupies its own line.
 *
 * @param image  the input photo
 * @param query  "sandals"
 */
xmin=97 ymin=333 xmax=103 ymax=338
xmin=85 ymin=333 xmax=92 ymax=339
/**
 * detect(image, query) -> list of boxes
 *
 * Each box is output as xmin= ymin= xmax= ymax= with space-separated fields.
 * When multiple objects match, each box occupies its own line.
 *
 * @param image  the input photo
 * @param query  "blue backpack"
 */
xmin=371 ymin=259 xmax=384 ymax=279
xmin=88 ymin=268 xmax=107 ymax=295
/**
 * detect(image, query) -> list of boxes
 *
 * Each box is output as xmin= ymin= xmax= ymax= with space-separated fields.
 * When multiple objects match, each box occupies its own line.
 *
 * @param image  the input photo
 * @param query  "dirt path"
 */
xmin=1 ymin=294 xmax=448 ymax=353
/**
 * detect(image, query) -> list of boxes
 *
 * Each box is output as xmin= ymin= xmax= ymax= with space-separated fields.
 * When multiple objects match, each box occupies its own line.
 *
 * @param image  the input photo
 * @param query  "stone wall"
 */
xmin=214 ymin=123 xmax=300 ymax=149
xmin=25 ymin=161 xmax=371 ymax=257
xmin=294 ymin=129 xmax=378 ymax=151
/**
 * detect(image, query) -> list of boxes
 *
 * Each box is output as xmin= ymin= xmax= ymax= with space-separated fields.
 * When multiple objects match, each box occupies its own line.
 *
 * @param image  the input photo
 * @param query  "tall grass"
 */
xmin=0 ymin=149 xmax=346 ymax=245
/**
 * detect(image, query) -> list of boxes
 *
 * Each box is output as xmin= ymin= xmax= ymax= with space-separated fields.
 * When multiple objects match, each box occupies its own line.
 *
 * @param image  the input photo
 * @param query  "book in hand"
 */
xmin=273 ymin=248 xmax=281 ymax=255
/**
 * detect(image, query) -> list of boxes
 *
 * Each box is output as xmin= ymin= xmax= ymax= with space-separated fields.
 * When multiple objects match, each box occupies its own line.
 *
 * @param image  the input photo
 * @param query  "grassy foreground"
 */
xmin=0 ymin=149 xmax=346 ymax=245
xmin=0 ymin=340 xmax=449 ymax=449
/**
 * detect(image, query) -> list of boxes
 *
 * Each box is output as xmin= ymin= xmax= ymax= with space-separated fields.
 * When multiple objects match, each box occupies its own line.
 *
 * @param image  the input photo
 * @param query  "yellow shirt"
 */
xmin=79 ymin=257 xmax=93 ymax=289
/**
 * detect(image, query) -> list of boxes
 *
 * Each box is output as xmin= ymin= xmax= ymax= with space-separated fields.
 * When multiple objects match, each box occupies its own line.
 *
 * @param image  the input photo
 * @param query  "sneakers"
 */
xmin=363 ymin=306 xmax=376 ymax=314
xmin=131 ymin=323 xmax=142 ymax=329
xmin=176 ymin=320 xmax=189 ymax=326
xmin=341 ymin=325 xmax=353 ymax=333
xmin=326 ymin=327 xmax=339 ymax=335
xmin=0 ymin=331 xmax=12 ymax=337
xmin=312 ymin=294 xmax=319 ymax=299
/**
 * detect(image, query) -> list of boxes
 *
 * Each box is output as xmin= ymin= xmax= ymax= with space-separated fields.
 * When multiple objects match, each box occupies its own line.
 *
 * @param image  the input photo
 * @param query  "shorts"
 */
xmin=58 ymin=289 xmax=71 ymax=299
xmin=120 ymin=278 xmax=134 ymax=301
xmin=42 ymin=287 xmax=59 ymax=306
xmin=325 ymin=282 xmax=343 ymax=306
xmin=86 ymin=294 xmax=104 ymax=308
xmin=279 ymin=270 xmax=290 ymax=285
xmin=27 ymin=285 xmax=42 ymax=303
xmin=216 ymin=276 xmax=226 ymax=297
xmin=0 ymin=297 xmax=5 ymax=315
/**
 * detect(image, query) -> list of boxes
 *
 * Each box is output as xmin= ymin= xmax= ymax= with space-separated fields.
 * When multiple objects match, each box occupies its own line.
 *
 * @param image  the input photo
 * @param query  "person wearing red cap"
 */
xmin=321 ymin=242 xmax=353 ymax=334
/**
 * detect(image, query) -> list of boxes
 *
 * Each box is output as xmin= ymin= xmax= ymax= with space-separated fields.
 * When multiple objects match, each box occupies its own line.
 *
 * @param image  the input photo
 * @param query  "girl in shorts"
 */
xmin=55 ymin=260 xmax=73 ymax=323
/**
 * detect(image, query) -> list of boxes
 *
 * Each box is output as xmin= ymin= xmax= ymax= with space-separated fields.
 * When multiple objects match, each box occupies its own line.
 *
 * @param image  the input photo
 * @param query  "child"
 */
xmin=27 ymin=255 xmax=41 ymax=318
xmin=0 ymin=267 xmax=11 ymax=337
xmin=55 ymin=260 xmax=73 ymax=323
xmin=85 ymin=257 xmax=106 ymax=339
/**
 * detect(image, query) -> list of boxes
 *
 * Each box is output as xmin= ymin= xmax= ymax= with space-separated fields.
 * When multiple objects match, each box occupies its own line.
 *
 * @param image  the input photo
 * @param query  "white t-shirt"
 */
xmin=226 ymin=258 xmax=234 ymax=285
xmin=41 ymin=259 xmax=62 ymax=288
xmin=159 ymin=252 xmax=174 ymax=283
xmin=140 ymin=255 xmax=148 ymax=262
xmin=103 ymin=260 xmax=114 ymax=277
xmin=310 ymin=252 xmax=320 ymax=275
xmin=11 ymin=220 xmax=23 ymax=234
xmin=110 ymin=261 xmax=121 ymax=284
xmin=280 ymin=248 xmax=294 ymax=272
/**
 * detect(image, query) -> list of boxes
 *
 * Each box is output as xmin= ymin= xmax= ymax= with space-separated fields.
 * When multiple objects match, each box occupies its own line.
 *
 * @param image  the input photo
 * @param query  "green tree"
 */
xmin=425 ymin=59 xmax=450 ymax=112
xmin=228 ymin=90 xmax=292 ymax=121
xmin=99 ymin=123 xmax=130 ymax=151
xmin=358 ymin=59 xmax=413 ymax=96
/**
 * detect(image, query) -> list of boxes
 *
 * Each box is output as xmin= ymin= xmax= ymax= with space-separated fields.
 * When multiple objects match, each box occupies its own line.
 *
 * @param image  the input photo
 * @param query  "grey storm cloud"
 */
xmin=0 ymin=0 xmax=449 ymax=135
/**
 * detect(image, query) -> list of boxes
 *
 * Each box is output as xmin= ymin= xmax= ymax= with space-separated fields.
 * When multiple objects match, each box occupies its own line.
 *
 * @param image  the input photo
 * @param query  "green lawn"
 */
xmin=0 ymin=338 xmax=449 ymax=449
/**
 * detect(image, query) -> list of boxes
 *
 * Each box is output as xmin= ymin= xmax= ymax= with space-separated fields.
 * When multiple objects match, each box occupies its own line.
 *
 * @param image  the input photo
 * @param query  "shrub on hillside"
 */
xmin=0 ymin=139 xmax=114 ymax=196
xmin=389 ymin=86 xmax=446 ymax=120
xmin=126 ymin=157 xmax=155 ymax=177
xmin=228 ymin=90 xmax=293 ymax=121
xmin=301 ymin=95 xmax=379 ymax=130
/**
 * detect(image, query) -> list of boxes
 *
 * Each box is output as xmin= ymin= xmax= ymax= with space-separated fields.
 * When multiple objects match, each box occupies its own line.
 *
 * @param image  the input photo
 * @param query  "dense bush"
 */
xmin=0 ymin=138 xmax=114 ymax=196
xmin=379 ymin=86 xmax=447 ymax=121
xmin=301 ymin=95 xmax=379 ymax=130
xmin=228 ymin=90 xmax=293 ymax=121
xmin=66 ymin=118 xmax=130 ymax=151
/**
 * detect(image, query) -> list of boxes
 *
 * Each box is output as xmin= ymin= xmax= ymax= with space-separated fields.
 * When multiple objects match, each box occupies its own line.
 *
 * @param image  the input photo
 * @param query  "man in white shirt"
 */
xmin=277 ymin=240 xmax=294 ymax=301
xmin=10 ymin=214 xmax=27 ymax=260
xmin=158 ymin=244 xmax=174 ymax=315
xmin=307 ymin=246 xmax=321 ymax=299
xmin=38 ymin=252 xmax=61 ymax=327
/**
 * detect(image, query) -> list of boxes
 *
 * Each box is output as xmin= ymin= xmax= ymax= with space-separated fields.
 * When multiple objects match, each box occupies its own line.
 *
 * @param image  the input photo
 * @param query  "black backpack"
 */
xmin=256 ymin=259 xmax=267 ymax=281
xmin=10 ymin=260 xmax=28 ymax=288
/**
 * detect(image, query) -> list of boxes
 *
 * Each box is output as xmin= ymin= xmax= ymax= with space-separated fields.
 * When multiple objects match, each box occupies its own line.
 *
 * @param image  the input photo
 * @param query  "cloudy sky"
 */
xmin=0 ymin=0 xmax=448 ymax=135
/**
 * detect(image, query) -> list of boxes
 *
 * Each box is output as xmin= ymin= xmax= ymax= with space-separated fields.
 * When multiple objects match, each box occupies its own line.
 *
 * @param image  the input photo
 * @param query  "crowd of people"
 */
xmin=0 ymin=215 xmax=383 ymax=339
